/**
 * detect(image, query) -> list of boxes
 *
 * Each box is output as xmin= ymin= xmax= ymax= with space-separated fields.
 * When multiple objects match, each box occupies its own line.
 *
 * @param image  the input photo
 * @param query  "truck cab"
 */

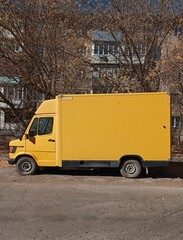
xmin=9 ymin=99 xmax=57 ymax=174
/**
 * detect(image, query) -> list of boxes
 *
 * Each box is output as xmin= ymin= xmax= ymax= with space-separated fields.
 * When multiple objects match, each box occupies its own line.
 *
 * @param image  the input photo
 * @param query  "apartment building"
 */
xmin=0 ymin=77 xmax=23 ymax=134
xmin=0 ymin=76 xmax=44 ymax=134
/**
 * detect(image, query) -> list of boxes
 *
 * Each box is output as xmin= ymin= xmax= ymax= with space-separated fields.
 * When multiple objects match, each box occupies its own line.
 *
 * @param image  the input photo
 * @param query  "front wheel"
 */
xmin=120 ymin=159 xmax=142 ymax=178
xmin=16 ymin=157 xmax=38 ymax=175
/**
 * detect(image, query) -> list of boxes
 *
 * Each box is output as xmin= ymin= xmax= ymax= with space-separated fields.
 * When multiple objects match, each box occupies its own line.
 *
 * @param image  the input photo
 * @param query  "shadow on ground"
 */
xmin=39 ymin=163 xmax=183 ymax=179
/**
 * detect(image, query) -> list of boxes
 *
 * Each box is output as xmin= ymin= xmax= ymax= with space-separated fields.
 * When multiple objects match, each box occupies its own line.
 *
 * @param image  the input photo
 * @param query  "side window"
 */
xmin=29 ymin=118 xmax=38 ymax=136
xmin=172 ymin=116 xmax=181 ymax=128
xmin=38 ymin=117 xmax=53 ymax=135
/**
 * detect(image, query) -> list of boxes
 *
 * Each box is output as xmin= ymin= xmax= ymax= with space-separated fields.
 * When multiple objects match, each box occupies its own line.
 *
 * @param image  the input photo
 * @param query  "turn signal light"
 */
xmin=9 ymin=146 xmax=16 ymax=153
xmin=9 ymin=146 xmax=13 ymax=153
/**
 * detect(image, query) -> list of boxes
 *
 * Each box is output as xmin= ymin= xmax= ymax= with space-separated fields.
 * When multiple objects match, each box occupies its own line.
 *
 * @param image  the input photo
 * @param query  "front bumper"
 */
xmin=8 ymin=158 xmax=16 ymax=165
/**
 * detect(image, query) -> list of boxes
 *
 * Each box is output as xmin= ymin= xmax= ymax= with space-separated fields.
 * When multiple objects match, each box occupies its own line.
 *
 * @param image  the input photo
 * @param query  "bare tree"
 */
xmin=158 ymin=25 xmax=183 ymax=145
xmin=90 ymin=0 xmax=183 ymax=93
xmin=0 ymin=0 xmax=92 ymax=131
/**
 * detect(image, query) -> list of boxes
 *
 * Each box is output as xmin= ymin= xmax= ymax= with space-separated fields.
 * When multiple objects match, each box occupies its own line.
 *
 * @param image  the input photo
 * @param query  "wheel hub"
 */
xmin=21 ymin=162 xmax=32 ymax=172
xmin=125 ymin=163 xmax=136 ymax=174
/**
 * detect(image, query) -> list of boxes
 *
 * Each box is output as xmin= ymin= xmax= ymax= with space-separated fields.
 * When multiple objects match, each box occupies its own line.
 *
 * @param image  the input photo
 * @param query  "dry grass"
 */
xmin=0 ymin=151 xmax=9 ymax=168
xmin=0 ymin=160 xmax=9 ymax=168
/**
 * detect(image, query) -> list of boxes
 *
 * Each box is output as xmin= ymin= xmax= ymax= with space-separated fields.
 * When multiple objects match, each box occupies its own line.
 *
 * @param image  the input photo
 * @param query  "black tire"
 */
xmin=120 ymin=159 xmax=142 ymax=178
xmin=16 ymin=156 xmax=38 ymax=175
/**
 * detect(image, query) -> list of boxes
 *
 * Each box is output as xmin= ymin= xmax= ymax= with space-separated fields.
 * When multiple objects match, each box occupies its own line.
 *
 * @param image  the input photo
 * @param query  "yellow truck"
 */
xmin=8 ymin=93 xmax=171 ymax=178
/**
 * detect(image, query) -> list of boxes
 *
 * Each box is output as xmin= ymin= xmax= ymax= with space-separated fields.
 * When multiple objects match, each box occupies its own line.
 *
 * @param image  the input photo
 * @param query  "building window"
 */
xmin=124 ymin=44 xmax=147 ymax=56
xmin=14 ymin=87 xmax=23 ymax=99
xmin=174 ymin=26 xmax=182 ymax=36
xmin=4 ymin=86 xmax=23 ymax=100
xmin=152 ymin=48 xmax=162 ymax=60
xmin=92 ymin=70 xmax=100 ymax=79
xmin=5 ymin=86 xmax=14 ymax=98
xmin=172 ymin=116 xmax=181 ymax=128
xmin=93 ymin=42 xmax=118 ymax=56
xmin=92 ymin=67 xmax=117 ymax=78
xmin=136 ymin=44 xmax=147 ymax=55
xmin=101 ymin=67 xmax=117 ymax=76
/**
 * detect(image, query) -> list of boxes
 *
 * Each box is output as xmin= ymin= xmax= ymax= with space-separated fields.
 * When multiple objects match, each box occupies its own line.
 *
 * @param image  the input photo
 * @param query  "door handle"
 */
xmin=48 ymin=139 xmax=55 ymax=142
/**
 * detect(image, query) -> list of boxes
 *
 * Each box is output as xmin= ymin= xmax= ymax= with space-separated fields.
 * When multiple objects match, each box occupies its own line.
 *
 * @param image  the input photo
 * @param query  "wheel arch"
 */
xmin=14 ymin=154 xmax=37 ymax=165
xmin=119 ymin=155 xmax=144 ymax=167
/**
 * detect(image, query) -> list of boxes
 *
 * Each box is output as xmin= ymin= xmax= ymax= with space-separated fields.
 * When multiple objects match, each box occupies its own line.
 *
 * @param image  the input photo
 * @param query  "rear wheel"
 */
xmin=120 ymin=159 xmax=142 ymax=178
xmin=16 ymin=156 xmax=38 ymax=175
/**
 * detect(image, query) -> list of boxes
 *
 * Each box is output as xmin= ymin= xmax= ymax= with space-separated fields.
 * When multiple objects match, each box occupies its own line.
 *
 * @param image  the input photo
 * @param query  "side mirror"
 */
xmin=29 ymin=129 xmax=37 ymax=137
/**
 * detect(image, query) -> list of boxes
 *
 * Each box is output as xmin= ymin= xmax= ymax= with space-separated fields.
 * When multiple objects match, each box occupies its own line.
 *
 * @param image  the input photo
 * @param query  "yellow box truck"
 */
xmin=8 ymin=93 xmax=171 ymax=178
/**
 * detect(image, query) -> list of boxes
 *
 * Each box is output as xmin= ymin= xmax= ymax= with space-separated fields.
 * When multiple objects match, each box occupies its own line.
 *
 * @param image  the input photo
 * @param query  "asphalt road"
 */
xmin=1 ymin=166 xmax=183 ymax=240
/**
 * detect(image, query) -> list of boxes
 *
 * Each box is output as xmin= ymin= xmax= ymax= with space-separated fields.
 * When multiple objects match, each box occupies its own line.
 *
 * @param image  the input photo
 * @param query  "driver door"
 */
xmin=25 ymin=115 xmax=56 ymax=166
